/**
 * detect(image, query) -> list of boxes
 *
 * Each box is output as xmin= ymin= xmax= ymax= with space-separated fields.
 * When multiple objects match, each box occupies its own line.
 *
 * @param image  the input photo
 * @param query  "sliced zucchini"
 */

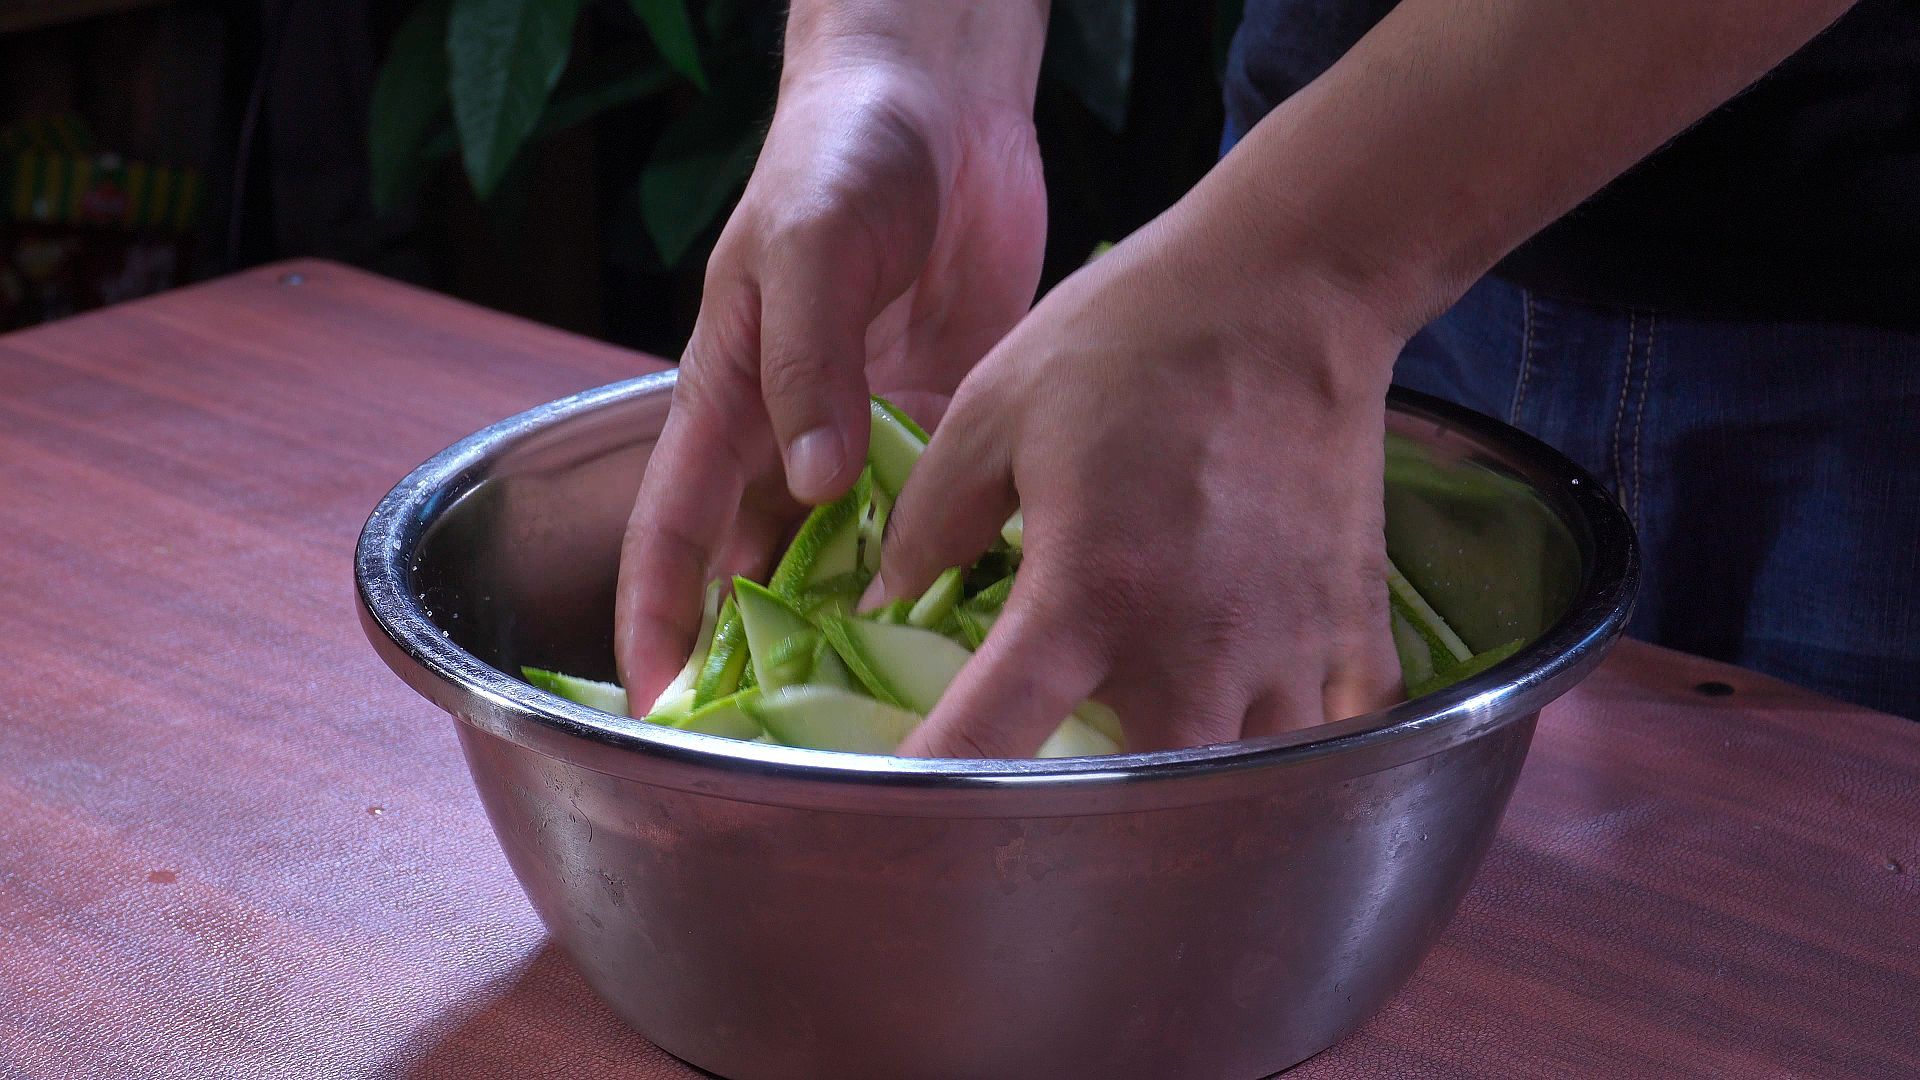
xmin=743 ymin=685 xmax=922 ymax=755
xmin=677 ymin=689 xmax=764 ymax=740
xmin=1389 ymin=606 xmax=1439 ymax=690
xmin=768 ymin=471 xmax=871 ymax=598
xmin=950 ymin=606 xmax=988 ymax=649
xmin=999 ymin=509 xmax=1024 ymax=550
xmin=907 ymin=567 xmax=965 ymax=630
xmin=1036 ymin=717 xmax=1120 ymax=758
xmin=867 ymin=396 xmax=928 ymax=501
xmin=734 ymin=577 xmax=818 ymax=690
xmin=692 ymin=594 xmax=749 ymax=707
xmin=859 ymin=483 xmax=892 ymax=577
xmin=866 ymin=598 xmax=914 ymax=625
xmin=1387 ymin=557 xmax=1472 ymax=664
xmin=968 ymin=575 xmax=1014 ymax=613
xmin=819 ymin=615 xmax=968 ymax=712
xmin=1071 ymin=699 xmax=1125 ymax=749
xmin=808 ymin=633 xmax=855 ymax=690
xmin=1407 ymin=639 xmax=1525 ymax=700
xmin=522 ymin=667 xmax=629 ymax=716
xmin=646 ymin=687 xmax=696 ymax=726
xmin=648 ymin=581 xmax=724 ymax=713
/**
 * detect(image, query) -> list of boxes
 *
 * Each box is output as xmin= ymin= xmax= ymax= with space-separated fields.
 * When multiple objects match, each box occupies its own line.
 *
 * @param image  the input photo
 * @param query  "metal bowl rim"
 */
xmin=355 ymin=370 xmax=1637 ymax=793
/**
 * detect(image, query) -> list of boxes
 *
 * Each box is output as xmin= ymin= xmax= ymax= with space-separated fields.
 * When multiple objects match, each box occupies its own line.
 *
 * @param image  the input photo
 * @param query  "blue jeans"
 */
xmin=1398 ymin=276 xmax=1920 ymax=718
xmin=1219 ymin=120 xmax=1920 ymax=717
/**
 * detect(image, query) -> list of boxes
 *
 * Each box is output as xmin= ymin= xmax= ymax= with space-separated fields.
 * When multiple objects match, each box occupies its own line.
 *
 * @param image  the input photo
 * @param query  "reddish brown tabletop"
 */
xmin=1 ymin=261 xmax=1914 ymax=1079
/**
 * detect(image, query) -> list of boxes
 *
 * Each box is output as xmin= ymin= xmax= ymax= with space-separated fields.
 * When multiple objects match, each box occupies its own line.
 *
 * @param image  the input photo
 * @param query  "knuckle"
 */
xmin=759 ymin=346 xmax=831 ymax=406
xmin=668 ymin=360 xmax=729 ymax=416
xmin=995 ymin=606 xmax=1108 ymax=690
xmin=679 ymin=314 xmax=761 ymax=398
xmin=666 ymin=371 xmax=755 ymax=468
xmin=1035 ymin=547 xmax=1154 ymax=647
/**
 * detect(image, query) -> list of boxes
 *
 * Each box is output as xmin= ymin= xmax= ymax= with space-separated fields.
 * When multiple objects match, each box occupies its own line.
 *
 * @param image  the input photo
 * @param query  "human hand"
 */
xmin=616 ymin=7 xmax=1048 ymax=704
xmin=870 ymin=202 xmax=1409 ymax=755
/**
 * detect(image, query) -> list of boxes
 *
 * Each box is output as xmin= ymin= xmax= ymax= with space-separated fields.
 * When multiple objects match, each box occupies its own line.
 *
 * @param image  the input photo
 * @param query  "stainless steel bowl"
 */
xmin=356 ymin=373 xmax=1635 ymax=1079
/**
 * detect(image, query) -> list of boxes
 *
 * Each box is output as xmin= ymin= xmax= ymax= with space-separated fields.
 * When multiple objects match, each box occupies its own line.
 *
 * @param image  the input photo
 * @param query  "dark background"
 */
xmin=0 ymin=0 xmax=1240 ymax=357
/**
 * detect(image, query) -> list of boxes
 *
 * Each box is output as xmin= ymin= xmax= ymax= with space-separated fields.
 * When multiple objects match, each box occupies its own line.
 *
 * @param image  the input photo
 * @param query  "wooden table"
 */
xmin=2 ymin=262 xmax=1914 ymax=1079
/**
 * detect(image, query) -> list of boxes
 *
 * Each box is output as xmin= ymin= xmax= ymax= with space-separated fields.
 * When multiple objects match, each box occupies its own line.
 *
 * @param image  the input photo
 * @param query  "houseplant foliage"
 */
xmin=369 ymin=0 xmax=1144 ymax=267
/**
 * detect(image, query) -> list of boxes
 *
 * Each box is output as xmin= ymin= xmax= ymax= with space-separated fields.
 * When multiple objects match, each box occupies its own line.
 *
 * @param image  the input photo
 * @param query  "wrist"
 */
xmin=1126 ymin=189 xmax=1408 ymax=411
xmin=1182 ymin=152 xmax=1459 ymax=356
xmin=783 ymin=1 xmax=1049 ymax=110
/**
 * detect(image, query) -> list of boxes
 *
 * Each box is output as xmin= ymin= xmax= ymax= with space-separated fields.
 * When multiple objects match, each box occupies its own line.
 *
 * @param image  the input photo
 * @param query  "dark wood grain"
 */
xmin=0 ymin=261 xmax=1913 ymax=1079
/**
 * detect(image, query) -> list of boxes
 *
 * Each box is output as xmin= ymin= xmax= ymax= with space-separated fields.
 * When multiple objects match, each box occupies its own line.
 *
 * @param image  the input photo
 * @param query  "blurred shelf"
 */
xmin=0 ymin=0 xmax=173 ymax=35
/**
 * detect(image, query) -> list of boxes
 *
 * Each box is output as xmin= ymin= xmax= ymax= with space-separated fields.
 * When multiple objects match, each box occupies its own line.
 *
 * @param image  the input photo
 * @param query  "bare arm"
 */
xmin=1208 ymin=0 xmax=1857 ymax=334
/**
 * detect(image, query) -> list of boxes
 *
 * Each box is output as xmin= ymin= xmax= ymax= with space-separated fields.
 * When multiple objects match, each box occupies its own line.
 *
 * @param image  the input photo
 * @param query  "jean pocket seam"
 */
xmin=1632 ymin=312 xmax=1656 ymax=525
xmin=1612 ymin=311 xmax=1639 ymax=523
xmin=1509 ymin=288 xmax=1537 ymax=425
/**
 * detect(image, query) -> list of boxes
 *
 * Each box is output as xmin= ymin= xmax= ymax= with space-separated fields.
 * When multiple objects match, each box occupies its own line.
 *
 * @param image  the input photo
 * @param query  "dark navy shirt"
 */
xmin=1224 ymin=1 xmax=1920 ymax=329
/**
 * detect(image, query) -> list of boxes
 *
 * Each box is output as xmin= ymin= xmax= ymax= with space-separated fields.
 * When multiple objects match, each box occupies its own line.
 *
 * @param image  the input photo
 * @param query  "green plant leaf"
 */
xmin=1045 ymin=0 xmax=1136 ymax=132
xmin=369 ymin=0 xmax=452 ymax=212
xmin=639 ymin=86 xmax=765 ymax=265
xmin=447 ymin=0 xmax=585 ymax=198
xmin=417 ymin=53 xmax=671 ymax=169
xmin=541 ymin=57 xmax=673 ymax=134
xmin=626 ymin=0 xmax=706 ymax=92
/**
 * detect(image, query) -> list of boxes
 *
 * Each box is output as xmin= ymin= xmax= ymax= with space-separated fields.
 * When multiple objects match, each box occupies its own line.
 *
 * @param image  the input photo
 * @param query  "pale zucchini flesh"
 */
xmin=744 ymin=685 xmax=921 ymax=754
xmin=820 ymin=615 xmax=971 ymax=714
xmin=651 ymin=581 xmax=724 ymax=713
xmin=522 ymin=667 xmax=629 ymax=716
xmin=691 ymin=594 xmax=749 ymax=707
xmin=677 ymin=690 xmax=766 ymax=740
xmin=907 ymin=567 xmax=964 ymax=630
xmin=1036 ymin=717 xmax=1121 ymax=758
xmin=734 ymin=577 xmax=817 ymax=691
xmin=866 ymin=397 xmax=928 ymax=501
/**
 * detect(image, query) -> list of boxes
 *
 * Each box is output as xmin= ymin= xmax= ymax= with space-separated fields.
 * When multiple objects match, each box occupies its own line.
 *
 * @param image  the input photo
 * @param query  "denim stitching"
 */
xmin=1613 ymin=311 xmax=1639 ymax=521
xmin=1510 ymin=289 xmax=1537 ymax=424
xmin=1632 ymin=313 xmax=1655 ymax=525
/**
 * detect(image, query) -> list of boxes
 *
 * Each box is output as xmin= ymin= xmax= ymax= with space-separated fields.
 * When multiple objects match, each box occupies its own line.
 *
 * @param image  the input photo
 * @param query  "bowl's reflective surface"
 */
xmin=357 ymin=374 xmax=1635 ymax=1079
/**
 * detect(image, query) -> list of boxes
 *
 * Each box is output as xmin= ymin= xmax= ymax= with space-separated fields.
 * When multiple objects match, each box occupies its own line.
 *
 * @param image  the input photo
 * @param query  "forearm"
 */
xmin=783 ymin=1 xmax=1050 ymax=106
xmin=1193 ymin=0 xmax=1855 ymax=336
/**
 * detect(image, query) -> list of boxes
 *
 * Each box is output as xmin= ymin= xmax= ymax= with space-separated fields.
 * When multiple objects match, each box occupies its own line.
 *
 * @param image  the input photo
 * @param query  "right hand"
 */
xmin=616 ymin=26 xmax=1048 ymax=704
xmin=864 ymin=205 xmax=1407 ymax=756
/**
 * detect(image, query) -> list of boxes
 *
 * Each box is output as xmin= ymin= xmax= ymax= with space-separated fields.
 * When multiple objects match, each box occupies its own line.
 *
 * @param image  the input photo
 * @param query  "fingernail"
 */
xmin=786 ymin=426 xmax=843 ymax=502
xmin=857 ymin=574 xmax=887 ymax=612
